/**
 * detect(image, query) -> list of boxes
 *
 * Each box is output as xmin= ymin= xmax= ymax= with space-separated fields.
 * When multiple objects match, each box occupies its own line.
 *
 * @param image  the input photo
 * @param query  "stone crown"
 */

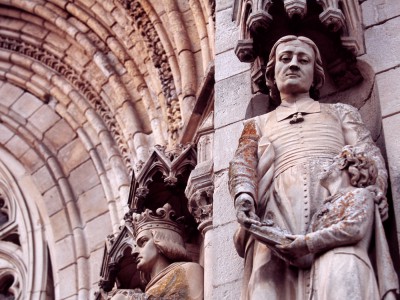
xmin=132 ymin=203 xmax=183 ymax=237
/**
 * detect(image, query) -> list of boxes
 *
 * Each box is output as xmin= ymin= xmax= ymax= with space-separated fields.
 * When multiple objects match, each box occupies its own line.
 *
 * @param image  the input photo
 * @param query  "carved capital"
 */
xmin=235 ymin=39 xmax=256 ymax=63
xmin=189 ymin=187 xmax=214 ymax=226
xmin=247 ymin=10 xmax=273 ymax=34
xmin=284 ymin=0 xmax=307 ymax=19
xmin=319 ymin=8 xmax=345 ymax=32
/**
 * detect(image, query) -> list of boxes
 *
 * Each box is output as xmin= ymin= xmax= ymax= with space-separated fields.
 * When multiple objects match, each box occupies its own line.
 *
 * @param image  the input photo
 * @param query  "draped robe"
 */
xmin=229 ymin=98 xmax=397 ymax=300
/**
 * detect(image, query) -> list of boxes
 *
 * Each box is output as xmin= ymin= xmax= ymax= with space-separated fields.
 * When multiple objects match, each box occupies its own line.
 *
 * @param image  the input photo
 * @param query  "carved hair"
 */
xmin=265 ymin=35 xmax=325 ymax=101
xmin=336 ymin=146 xmax=378 ymax=188
xmin=150 ymin=228 xmax=191 ymax=262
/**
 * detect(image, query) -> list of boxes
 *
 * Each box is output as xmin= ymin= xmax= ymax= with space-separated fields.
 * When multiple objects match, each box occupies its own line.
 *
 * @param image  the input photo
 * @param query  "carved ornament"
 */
xmin=119 ymin=0 xmax=182 ymax=143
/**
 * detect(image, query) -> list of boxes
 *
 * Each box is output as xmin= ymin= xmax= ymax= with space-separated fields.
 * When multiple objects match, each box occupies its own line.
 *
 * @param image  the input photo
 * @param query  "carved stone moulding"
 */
xmin=284 ymin=0 xmax=307 ymax=19
xmin=319 ymin=7 xmax=345 ymax=32
xmin=235 ymin=39 xmax=256 ymax=63
xmin=128 ymin=144 xmax=198 ymax=237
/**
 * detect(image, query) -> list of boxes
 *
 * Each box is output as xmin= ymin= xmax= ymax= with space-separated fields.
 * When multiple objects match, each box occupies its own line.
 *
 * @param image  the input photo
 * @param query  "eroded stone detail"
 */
xmin=120 ymin=0 xmax=182 ymax=144
xmin=0 ymin=36 xmax=132 ymax=172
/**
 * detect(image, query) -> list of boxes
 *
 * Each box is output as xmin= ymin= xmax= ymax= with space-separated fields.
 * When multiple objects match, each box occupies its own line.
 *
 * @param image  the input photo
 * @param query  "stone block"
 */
xmin=29 ymin=104 xmax=61 ymax=133
xmin=382 ymin=114 xmax=400 ymax=250
xmin=20 ymin=148 xmax=43 ymax=173
xmin=32 ymin=165 xmax=56 ymax=194
xmin=0 ymin=124 xmax=14 ymax=144
xmin=216 ymin=0 xmax=234 ymax=12
xmin=44 ymin=119 xmax=76 ymax=151
xmin=5 ymin=134 xmax=29 ymax=158
xmin=216 ymin=6 xmax=239 ymax=54
xmin=58 ymin=138 xmax=90 ymax=175
xmin=214 ymin=70 xmax=252 ymax=128
xmin=11 ymin=92 xmax=43 ymax=119
xmin=362 ymin=0 xmax=400 ymax=27
xmin=363 ymin=16 xmax=400 ymax=73
xmin=215 ymin=49 xmax=250 ymax=82
xmin=376 ymin=67 xmax=400 ymax=118
xmin=84 ymin=213 xmax=112 ymax=252
xmin=43 ymin=186 xmax=64 ymax=217
xmin=212 ymin=279 xmax=242 ymax=300
xmin=89 ymin=247 xmax=105 ymax=291
xmin=211 ymin=222 xmax=244 ymax=286
xmin=77 ymin=184 xmax=108 ymax=223
xmin=358 ymin=83 xmax=382 ymax=142
xmin=213 ymin=122 xmax=244 ymax=172
xmin=58 ymin=265 xmax=78 ymax=299
xmin=0 ymin=82 xmax=24 ymax=107
xmin=68 ymin=159 xmax=99 ymax=197
xmin=54 ymin=235 xmax=75 ymax=269
xmin=50 ymin=209 xmax=71 ymax=242
xmin=213 ymin=170 xmax=237 ymax=226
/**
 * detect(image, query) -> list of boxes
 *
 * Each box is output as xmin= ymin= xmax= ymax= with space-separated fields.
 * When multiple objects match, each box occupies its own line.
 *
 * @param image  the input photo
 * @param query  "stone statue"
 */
xmin=131 ymin=203 xmax=203 ymax=300
xmin=229 ymin=35 xmax=398 ymax=300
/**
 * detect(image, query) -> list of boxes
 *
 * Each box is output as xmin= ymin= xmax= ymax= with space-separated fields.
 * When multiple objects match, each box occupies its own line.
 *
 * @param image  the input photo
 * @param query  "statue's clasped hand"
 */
xmin=275 ymin=234 xmax=309 ymax=259
xmin=234 ymin=193 xmax=261 ymax=227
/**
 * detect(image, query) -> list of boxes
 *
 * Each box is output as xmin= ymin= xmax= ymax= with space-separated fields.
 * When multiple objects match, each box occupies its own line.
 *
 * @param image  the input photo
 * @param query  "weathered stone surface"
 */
xmin=20 ymin=148 xmax=43 ymax=173
xmin=77 ymin=184 xmax=108 ymax=223
xmin=216 ymin=0 xmax=233 ymax=12
xmin=212 ymin=279 xmax=242 ymax=300
xmin=213 ymin=170 xmax=236 ymax=226
xmin=58 ymin=138 xmax=90 ymax=175
xmin=29 ymin=104 xmax=60 ymax=133
xmin=5 ymin=134 xmax=29 ymax=158
xmin=58 ymin=265 xmax=78 ymax=298
xmin=68 ymin=159 xmax=99 ymax=196
xmin=50 ymin=209 xmax=70 ymax=242
xmin=0 ymin=82 xmax=24 ymax=108
xmin=0 ymin=124 xmax=14 ymax=145
xmin=11 ymin=92 xmax=43 ymax=119
xmin=213 ymin=122 xmax=243 ymax=172
xmin=55 ymin=235 xmax=75 ymax=269
xmin=43 ymin=186 xmax=64 ymax=217
xmin=215 ymin=49 xmax=251 ymax=82
xmin=212 ymin=222 xmax=244 ymax=286
xmin=362 ymin=0 xmax=400 ymax=27
xmin=382 ymin=113 xmax=400 ymax=253
xmin=44 ymin=119 xmax=76 ymax=151
xmin=84 ymin=213 xmax=112 ymax=252
xmin=32 ymin=165 xmax=55 ymax=194
xmin=376 ymin=67 xmax=400 ymax=118
xmin=363 ymin=16 xmax=400 ymax=73
xmin=214 ymin=70 xmax=252 ymax=129
xmin=216 ymin=6 xmax=238 ymax=55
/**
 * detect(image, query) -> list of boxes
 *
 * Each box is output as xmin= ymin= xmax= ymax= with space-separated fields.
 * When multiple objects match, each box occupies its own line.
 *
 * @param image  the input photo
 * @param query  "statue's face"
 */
xmin=274 ymin=40 xmax=315 ymax=96
xmin=133 ymin=230 xmax=158 ymax=273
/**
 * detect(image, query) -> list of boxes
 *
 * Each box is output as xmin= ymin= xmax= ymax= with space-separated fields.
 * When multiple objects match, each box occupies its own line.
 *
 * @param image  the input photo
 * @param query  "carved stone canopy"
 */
xmin=129 ymin=144 xmax=200 ymax=246
xmin=98 ymin=225 xmax=144 ymax=294
xmin=233 ymin=0 xmax=364 ymax=94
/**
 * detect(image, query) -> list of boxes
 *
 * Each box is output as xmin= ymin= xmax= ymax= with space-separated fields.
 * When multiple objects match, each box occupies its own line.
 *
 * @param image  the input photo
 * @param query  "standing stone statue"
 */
xmin=229 ymin=35 xmax=398 ymax=300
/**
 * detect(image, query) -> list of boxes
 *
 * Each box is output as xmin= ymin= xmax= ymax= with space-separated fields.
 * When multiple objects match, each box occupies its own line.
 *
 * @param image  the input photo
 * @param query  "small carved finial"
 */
xmin=284 ymin=0 xmax=307 ymax=19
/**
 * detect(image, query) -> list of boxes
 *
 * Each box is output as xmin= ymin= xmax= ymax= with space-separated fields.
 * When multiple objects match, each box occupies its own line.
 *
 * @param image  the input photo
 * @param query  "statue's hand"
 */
xmin=235 ymin=193 xmax=261 ymax=227
xmin=275 ymin=234 xmax=309 ymax=259
xmin=367 ymin=185 xmax=389 ymax=221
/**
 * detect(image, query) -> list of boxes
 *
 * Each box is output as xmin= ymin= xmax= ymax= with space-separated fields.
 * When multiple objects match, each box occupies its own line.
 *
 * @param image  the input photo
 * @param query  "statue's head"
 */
xmin=321 ymin=145 xmax=378 ymax=188
xmin=132 ymin=204 xmax=190 ymax=273
xmin=265 ymin=35 xmax=325 ymax=101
